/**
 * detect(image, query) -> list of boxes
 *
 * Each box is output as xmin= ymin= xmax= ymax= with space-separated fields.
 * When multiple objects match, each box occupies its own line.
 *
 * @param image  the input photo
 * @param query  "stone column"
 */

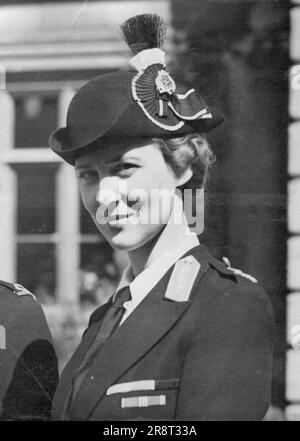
xmin=0 ymin=90 xmax=17 ymax=281
xmin=286 ymin=0 xmax=300 ymax=422
xmin=56 ymin=88 xmax=80 ymax=306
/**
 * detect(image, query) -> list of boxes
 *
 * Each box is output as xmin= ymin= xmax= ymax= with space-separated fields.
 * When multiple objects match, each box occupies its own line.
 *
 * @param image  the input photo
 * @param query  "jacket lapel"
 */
xmin=69 ymin=245 xmax=211 ymax=420
xmin=51 ymin=302 xmax=111 ymax=420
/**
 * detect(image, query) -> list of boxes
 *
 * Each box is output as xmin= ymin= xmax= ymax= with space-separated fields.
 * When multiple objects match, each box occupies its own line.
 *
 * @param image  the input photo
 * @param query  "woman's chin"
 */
xmin=108 ymin=231 xmax=142 ymax=252
xmin=108 ymin=228 xmax=160 ymax=253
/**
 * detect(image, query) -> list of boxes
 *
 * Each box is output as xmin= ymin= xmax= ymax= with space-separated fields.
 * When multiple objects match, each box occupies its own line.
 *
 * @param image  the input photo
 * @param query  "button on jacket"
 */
xmin=52 ymin=244 xmax=274 ymax=421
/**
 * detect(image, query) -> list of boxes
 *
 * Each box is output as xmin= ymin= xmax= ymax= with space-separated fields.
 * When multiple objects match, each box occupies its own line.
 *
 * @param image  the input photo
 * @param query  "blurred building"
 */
xmin=0 ymin=0 xmax=298 ymax=419
xmin=0 ymin=0 xmax=169 ymax=307
xmin=0 ymin=0 xmax=170 ymax=375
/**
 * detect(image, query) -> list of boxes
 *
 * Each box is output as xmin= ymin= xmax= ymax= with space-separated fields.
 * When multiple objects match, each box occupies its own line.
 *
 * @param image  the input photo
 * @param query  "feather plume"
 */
xmin=120 ymin=13 xmax=167 ymax=55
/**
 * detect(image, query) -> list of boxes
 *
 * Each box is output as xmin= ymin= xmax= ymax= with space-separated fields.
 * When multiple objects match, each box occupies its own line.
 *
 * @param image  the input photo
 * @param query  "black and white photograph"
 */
xmin=0 ymin=0 xmax=298 ymax=423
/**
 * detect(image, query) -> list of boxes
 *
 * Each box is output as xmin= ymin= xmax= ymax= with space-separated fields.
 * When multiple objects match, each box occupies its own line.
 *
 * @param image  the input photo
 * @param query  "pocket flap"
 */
xmin=106 ymin=378 xmax=180 ymax=395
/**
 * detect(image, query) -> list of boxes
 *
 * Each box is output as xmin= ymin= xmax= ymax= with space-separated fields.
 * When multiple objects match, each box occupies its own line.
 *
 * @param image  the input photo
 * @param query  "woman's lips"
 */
xmin=96 ymin=203 xmax=141 ymax=227
xmin=107 ymin=213 xmax=135 ymax=226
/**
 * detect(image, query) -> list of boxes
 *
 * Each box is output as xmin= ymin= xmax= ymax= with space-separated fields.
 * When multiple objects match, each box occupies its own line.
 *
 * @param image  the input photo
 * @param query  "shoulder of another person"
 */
xmin=0 ymin=281 xmax=39 ymax=322
xmin=0 ymin=280 xmax=36 ymax=301
xmin=0 ymin=281 xmax=55 ymax=349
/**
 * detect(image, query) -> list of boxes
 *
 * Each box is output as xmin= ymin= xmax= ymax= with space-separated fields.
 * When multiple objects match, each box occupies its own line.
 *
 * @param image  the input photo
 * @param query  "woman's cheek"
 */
xmin=138 ymin=193 xmax=170 ymax=227
xmin=80 ymin=187 xmax=97 ymax=217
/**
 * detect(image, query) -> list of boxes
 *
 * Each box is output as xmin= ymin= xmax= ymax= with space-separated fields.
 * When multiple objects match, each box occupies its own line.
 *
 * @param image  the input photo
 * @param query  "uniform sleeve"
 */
xmin=174 ymin=281 xmax=274 ymax=421
xmin=1 ymin=297 xmax=59 ymax=421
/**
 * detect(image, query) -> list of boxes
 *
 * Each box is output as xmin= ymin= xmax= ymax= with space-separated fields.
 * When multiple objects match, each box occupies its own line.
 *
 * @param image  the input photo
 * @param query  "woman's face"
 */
xmin=75 ymin=140 xmax=186 ymax=252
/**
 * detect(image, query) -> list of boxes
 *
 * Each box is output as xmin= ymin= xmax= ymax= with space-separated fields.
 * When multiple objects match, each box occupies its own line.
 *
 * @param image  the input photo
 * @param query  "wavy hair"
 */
xmin=155 ymin=133 xmax=215 ymax=191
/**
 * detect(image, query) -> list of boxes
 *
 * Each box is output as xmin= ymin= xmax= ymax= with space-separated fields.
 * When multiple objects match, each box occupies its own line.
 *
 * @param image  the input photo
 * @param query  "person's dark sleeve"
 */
xmin=1 ymin=297 xmax=59 ymax=421
xmin=175 ymin=281 xmax=274 ymax=421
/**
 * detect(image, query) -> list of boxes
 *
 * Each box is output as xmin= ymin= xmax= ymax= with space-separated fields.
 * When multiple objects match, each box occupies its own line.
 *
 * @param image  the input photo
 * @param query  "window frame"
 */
xmin=0 ymin=81 xmax=103 ymax=305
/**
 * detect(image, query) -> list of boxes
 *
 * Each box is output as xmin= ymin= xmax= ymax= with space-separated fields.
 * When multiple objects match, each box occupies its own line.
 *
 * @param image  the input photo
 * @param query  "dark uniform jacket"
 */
xmin=0 ymin=281 xmax=59 ymax=420
xmin=52 ymin=244 xmax=274 ymax=421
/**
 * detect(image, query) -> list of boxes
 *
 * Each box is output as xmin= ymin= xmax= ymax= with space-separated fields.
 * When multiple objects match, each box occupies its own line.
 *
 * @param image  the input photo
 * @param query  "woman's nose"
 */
xmin=96 ymin=177 xmax=127 ymax=206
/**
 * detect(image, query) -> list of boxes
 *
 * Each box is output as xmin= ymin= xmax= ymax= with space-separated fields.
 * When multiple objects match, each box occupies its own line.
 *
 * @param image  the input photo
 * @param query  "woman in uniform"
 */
xmin=49 ymin=14 xmax=274 ymax=421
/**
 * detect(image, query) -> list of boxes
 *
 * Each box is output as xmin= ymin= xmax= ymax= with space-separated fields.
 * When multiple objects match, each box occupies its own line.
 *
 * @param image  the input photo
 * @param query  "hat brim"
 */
xmin=49 ymin=106 xmax=224 ymax=166
xmin=49 ymin=126 xmax=105 ymax=165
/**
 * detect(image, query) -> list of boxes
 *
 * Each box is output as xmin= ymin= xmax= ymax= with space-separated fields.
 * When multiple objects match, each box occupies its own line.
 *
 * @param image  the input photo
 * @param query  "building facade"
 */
xmin=287 ymin=0 xmax=300 ymax=421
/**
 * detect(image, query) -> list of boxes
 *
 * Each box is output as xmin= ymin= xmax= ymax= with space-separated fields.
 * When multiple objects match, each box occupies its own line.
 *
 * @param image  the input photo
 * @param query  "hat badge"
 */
xmin=155 ymin=70 xmax=176 ymax=96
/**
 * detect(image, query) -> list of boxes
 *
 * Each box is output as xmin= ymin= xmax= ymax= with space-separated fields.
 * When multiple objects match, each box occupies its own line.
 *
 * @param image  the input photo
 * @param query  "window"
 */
xmin=1 ymin=84 xmax=119 ymax=306
xmin=14 ymin=92 xmax=58 ymax=148
xmin=17 ymin=243 xmax=56 ymax=305
xmin=15 ymin=163 xmax=56 ymax=234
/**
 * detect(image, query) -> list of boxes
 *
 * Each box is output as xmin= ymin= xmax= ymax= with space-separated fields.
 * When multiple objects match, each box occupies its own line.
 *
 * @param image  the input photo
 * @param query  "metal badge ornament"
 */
xmin=132 ymin=64 xmax=184 ymax=131
xmin=131 ymin=49 xmax=212 ymax=132
xmin=155 ymin=70 xmax=176 ymax=95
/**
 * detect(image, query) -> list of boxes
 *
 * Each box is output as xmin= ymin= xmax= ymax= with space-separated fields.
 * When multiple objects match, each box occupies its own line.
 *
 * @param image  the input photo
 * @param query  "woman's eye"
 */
xmin=112 ymin=163 xmax=139 ymax=175
xmin=77 ymin=170 xmax=98 ymax=183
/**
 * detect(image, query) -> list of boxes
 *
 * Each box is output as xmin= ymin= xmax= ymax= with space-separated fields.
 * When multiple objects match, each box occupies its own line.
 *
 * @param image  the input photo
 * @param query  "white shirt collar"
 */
xmin=115 ymin=227 xmax=199 ymax=308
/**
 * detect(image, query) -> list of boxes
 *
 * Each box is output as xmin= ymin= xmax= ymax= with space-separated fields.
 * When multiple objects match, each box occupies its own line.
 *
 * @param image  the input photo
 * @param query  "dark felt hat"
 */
xmin=49 ymin=14 xmax=224 ymax=165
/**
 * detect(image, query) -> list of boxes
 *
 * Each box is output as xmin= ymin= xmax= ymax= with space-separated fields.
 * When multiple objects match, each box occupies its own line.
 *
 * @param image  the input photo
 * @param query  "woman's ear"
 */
xmin=175 ymin=166 xmax=193 ymax=187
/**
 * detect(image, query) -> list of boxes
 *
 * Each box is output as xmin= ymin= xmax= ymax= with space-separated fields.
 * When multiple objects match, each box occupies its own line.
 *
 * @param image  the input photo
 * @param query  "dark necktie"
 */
xmin=83 ymin=285 xmax=132 ymax=361
xmin=69 ymin=286 xmax=132 ymax=404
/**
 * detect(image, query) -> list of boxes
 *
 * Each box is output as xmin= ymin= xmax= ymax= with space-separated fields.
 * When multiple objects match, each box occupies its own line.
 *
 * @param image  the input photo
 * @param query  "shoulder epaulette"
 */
xmin=164 ymin=255 xmax=201 ymax=302
xmin=0 ymin=280 xmax=36 ymax=300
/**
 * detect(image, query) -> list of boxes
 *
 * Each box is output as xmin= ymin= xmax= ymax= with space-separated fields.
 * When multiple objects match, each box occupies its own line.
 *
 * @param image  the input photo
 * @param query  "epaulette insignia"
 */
xmin=222 ymin=257 xmax=257 ymax=284
xmin=13 ymin=283 xmax=36 ymax=300
xmin=164 ymin=255 xmax=200 ymax=302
